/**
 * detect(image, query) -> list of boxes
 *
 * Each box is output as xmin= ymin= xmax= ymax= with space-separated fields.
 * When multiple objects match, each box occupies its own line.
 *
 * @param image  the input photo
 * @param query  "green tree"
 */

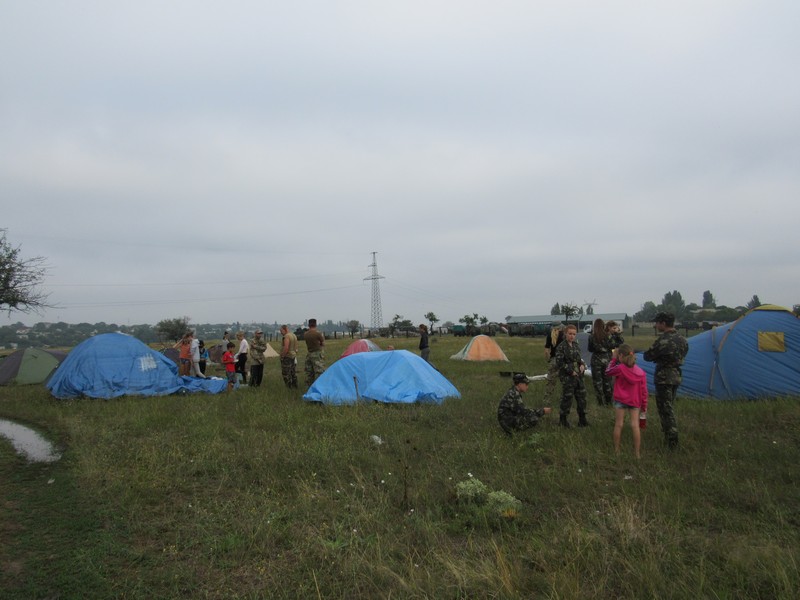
xmin=702 ymin=290 xmax=716 ymax=309
xmin=745 ymin=295 xmax=762 ymax=310
xmin=389 ymin=314 xmax=401 ymax=337
xmin=634 ymin=301 xmax=657 ymax=322
xmin=345 ymin=320 xmax=361 ymax=337
xmin=660 ymin=290 xmax=686 ymax=320
xmin=0 ymin=229 xmax=51 ymax=314
xmin=424 ymin=312 xmax=439 ymax=332
xmin=550 ymin=303 xmax=561 ymax=315
xmin=561 ymin=303 xmax=580 ymax=324
xmin=157 ymin=317 xmax=191 ymax=342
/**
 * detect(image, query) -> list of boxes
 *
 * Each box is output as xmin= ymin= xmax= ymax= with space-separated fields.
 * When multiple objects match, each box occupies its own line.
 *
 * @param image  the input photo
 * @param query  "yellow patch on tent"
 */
xmin=757 ymin=331 xmax=785 ymax=352
xmin=263 ymin=344 xmax=280 ymax=358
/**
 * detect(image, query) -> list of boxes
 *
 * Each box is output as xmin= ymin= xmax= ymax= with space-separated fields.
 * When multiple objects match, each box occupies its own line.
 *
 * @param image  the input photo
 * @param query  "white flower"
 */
xmin=467 ymin=472 xmax=473 ymax=478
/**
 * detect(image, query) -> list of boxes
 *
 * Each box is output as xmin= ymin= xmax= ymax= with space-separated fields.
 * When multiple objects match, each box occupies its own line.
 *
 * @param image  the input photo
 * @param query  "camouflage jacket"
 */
xmin=643 ymin=330 xmax=689 ymax=385
xmin=497 ymin=387 xmax=544 ymax=422
xmin=587 ymin=332 xmax=624 ymax=358
xmin=554 ymin=341 xmax=585 ymax=378
xmin=249 ymin=336 xmax=267 ymax=364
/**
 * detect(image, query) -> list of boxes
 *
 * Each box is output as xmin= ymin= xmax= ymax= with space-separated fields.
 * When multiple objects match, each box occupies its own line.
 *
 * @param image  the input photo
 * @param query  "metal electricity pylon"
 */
xmin=364 ymin=251 xmax=385 ymax=330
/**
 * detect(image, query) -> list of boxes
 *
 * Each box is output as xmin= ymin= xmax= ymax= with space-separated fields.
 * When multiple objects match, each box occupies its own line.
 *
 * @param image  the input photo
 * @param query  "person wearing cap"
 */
xmin=543 ymin=322 xmax=565 ymax=402
xmin=497 ymin=373 xmax=552 ymax=435
xmin=643 ymin=311 xmax=688 ymax=449
xmin=248 ymin=329 xmax=267 ymax=387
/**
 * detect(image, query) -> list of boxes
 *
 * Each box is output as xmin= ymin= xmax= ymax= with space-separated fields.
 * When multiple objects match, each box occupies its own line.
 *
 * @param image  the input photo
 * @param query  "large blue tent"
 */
xmin=47 ymin=333 xmax=227 ymax=399
xmin=637 ymin=305 xmax=800 ymax=400
xmin=303 ymin=349 xmax=460 ymax=405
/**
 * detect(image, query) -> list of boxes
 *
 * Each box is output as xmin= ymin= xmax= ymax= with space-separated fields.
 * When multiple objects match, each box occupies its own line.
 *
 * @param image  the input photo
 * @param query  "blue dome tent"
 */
xmin=637 ymin=305 xmax=800 ymax=400
xmin=303 ymin=349 xmax=460 ymax=405
xmin=47 ymin=333 xmax=227 ymax=399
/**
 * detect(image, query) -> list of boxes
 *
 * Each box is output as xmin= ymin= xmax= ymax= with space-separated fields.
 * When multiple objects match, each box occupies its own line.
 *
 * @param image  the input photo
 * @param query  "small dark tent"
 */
xmin=47 ymin=333 xmax=226 ymax=399
xmin=0 ymin=348 xmax=68 ymax=385
xmin=637 ymin=305 xmax=800 ymax=400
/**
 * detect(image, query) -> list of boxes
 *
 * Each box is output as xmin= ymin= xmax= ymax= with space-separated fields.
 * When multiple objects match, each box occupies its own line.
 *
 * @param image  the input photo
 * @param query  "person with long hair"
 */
xmin=588 ymin=318 xmax=624 ymax=406
xmin=606 ymin=344 xmax=648 ymax=458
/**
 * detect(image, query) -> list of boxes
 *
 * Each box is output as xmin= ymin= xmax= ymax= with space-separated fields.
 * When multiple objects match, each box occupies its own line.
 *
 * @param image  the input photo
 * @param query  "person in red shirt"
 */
xmin=222 ymin=341 xmax=237 ymax=392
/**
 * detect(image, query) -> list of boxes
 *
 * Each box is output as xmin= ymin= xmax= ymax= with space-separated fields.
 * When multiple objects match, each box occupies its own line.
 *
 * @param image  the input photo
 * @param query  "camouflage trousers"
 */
xmin=544 ymin=359 xmax=560 ymax=401
xmin=559 ymin=375 xmax=587 ymax=417
xmin=280 ymin=357 xmax=298 ymax=388
xmin=655 ymin=384 xmax=679 ymax=448
xmin=498 ymin=410 xmax=541 ymax=435
xmin=590 ymin=355 xmax=613 ymax=406
xmin=305 ymin=351 xmax=326 ymax=387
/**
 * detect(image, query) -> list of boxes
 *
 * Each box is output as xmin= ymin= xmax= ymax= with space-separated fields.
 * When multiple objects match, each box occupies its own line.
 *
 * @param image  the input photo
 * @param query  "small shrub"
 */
xmin=486 ymin=490 xmax=522 ymax=519
xmin=455 ymin=478 xmax=489 ymax=505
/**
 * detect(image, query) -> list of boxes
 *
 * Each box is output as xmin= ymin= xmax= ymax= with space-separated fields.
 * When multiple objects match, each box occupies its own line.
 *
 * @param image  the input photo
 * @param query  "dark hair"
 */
xmin=591 ymin=318 xmax=607 ymax=344
xmin=227 ymin=342 xmax=235 ymax=349
xmin=654 ymin=312 xmax=675 ymax=327
xmin=308 ymin=318 xmax=317 ymax=327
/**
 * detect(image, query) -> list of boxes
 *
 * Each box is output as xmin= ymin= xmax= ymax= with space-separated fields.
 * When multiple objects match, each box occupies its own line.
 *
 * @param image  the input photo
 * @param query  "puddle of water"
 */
xmin=0 ymin=418 xmax=62 ymax=463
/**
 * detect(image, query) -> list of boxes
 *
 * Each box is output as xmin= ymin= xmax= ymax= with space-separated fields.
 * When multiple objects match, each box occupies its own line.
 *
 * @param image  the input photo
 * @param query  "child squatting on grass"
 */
xmin=497 ymin=373 xmax=553 ymax=435
xmin=605 ymin=344 xmax=648 ymax=459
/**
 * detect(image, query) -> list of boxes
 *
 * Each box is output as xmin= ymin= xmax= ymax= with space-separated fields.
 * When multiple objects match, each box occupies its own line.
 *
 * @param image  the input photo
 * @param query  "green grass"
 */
xmin=1 ymin=334 xmax=799 ymax=599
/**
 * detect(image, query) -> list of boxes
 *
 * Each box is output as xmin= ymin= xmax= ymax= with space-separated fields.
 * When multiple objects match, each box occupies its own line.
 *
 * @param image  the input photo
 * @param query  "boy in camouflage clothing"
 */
xmin=554 ymin=324 xmax=588 ymax=427
xmin=643 ymin=312 xmax=689 ymax=449
xmin=497 ymin=373 xmax=552 ymax=435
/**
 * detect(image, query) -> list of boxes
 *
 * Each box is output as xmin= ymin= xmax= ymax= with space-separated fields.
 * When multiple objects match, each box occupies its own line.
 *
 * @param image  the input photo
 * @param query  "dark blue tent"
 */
xmin=47 ymin=333 xmax=227 ymax=399
xmin=637 ymin=305 xmax=800 ymax=400
xmin=303 ymin=349 xmax=460 ymax=405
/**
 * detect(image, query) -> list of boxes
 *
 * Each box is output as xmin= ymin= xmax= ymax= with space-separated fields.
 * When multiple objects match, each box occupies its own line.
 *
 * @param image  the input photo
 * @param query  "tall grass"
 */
xmin=1 ymin=334 xmax=798 ymax=599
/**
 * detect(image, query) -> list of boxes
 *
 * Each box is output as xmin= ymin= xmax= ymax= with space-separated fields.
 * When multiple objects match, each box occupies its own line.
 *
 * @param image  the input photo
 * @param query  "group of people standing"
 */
xmin=498 ymin=312 xmax=688 ymax=457
xmin=215 ymin=320 xmax=326 ymax=393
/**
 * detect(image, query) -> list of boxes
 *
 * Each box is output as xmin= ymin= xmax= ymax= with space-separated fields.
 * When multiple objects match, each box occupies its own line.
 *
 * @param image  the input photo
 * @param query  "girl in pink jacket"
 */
xmin=605 ymin=344 xmax=648 ymax=459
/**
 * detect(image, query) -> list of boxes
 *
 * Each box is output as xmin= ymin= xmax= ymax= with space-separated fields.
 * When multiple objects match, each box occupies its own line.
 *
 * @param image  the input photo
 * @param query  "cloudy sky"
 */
xmin=2 ymin=1 xmax=799 ymax=328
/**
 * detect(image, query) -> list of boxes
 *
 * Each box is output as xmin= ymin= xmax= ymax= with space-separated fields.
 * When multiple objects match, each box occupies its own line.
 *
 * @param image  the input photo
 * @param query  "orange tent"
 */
xmin=450 ymin=335 xmax=509 ymax=362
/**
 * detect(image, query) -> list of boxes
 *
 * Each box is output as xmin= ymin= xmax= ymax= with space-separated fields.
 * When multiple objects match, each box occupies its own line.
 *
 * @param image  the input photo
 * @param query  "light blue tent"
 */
xmin=303 ymin=349 xmax=460 ymax=405
xmin=637 ymin=305 xmax=800 ymax=399
xmin=47 ymin=332 xmax=227 ymax=399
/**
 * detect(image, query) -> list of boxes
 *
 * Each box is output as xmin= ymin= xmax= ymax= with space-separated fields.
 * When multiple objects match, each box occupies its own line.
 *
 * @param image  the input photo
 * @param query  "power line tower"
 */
xmin=364 ymin=251 xmax=385 ymax=331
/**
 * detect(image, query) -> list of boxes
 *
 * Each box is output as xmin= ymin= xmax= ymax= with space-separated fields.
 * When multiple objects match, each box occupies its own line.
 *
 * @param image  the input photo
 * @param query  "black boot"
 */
xmin=559 ymin=415 xmax=570 ymax=428
xmin=578 ymin=413 xmax=589 ymax=427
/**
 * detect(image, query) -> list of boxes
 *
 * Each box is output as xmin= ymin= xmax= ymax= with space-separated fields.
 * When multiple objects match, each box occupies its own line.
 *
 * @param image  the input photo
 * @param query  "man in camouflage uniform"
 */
xmin=554 ymin=324 xmax=588 ymax=427
xmin=248 ymin=329 xmax=267 ymax=387
xmin=279 ymin=324 xmax=298 ymax=389
xmin=643 ymin=312 xmax=689 ymax=449
xmin=497 ymin=373 xmax=552 ymax=435
xmin=303 ymin=318 xmax=326 ymax=388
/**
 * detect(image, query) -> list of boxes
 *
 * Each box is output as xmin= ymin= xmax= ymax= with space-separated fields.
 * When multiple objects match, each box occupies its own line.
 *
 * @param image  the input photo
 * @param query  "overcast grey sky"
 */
xmin=3 ymin=1 xmax=799 ymax=327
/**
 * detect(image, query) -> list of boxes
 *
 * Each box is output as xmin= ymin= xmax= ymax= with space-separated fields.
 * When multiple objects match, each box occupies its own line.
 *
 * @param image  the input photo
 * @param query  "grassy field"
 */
xmin=1 ymin=333 xmax=798 ymax=599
